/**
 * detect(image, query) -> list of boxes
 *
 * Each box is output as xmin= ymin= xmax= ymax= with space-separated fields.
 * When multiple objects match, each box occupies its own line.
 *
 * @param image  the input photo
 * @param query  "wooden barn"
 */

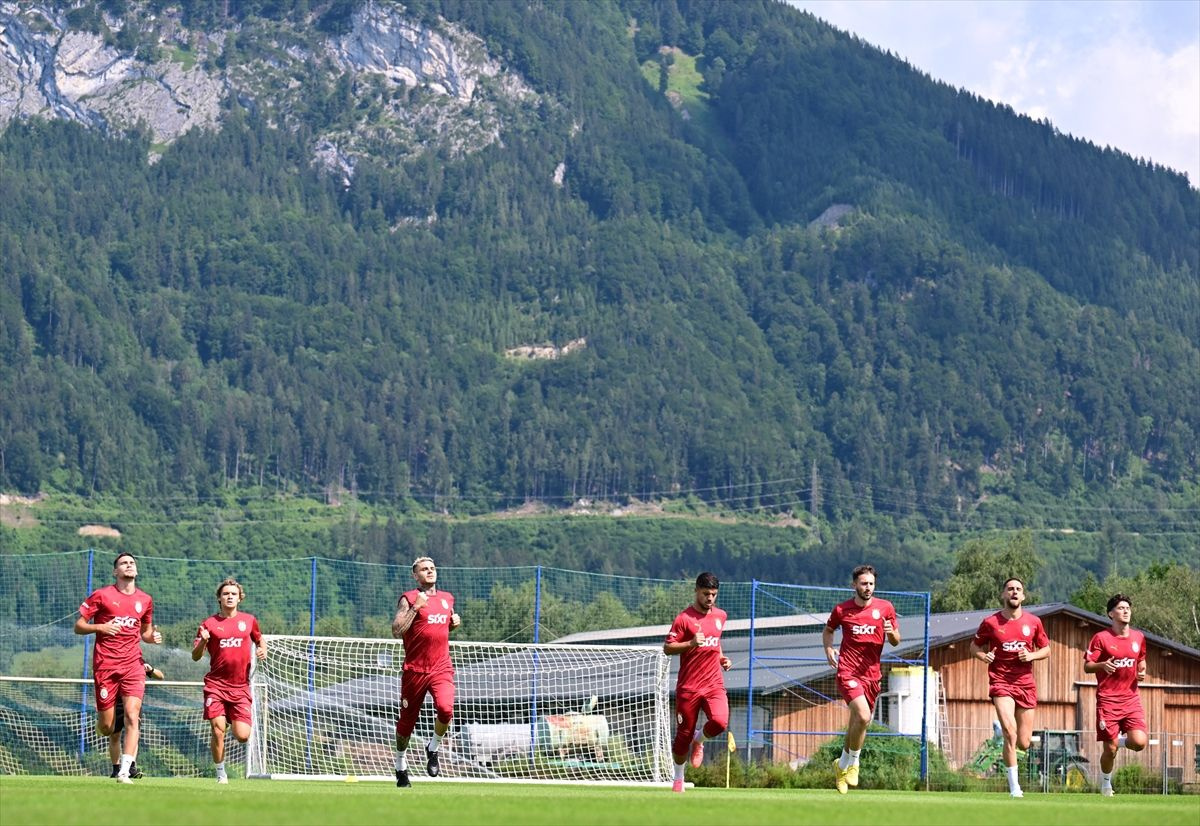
xmin=561 ymin=603 xmax=1200 ymax=785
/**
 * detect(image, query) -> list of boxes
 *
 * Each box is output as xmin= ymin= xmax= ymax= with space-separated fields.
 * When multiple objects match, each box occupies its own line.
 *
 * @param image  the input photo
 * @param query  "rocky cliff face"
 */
xmin=0 ymin=1 xmax=536 ymax=176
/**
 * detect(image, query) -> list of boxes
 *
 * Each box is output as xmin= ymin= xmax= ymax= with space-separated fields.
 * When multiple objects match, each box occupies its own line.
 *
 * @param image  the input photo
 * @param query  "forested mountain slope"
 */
xmin=1 ymin=1 xmax=1196 ymax=586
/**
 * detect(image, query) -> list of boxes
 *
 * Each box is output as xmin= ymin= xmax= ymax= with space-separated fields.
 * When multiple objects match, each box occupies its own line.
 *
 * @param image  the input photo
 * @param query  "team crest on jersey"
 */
xmin=135 ymin=601 xmax=143 ymax=614
xmin=238 ymin=621 xmax=247 ymax=632
xmin=100 ymin=688 xmax=109 ymax=700
xmin=715 ymin=619 xmax=723 ymax=630
xmin=677 ymin=713 xmax=683 ymax=725
xmin=1132 ymin=642 xmax=1140 ymax=652
xmin=1022 ymin=625 xmax=1031 ymax=637
xmin=871 ymin=609 xmax=880 ymax=620
xmin=440 ymin=599 xmax=449 ymax=610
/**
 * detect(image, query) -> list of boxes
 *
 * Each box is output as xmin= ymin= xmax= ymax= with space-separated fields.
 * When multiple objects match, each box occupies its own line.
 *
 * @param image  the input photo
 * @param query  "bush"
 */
xmin=688 ymin=725 xmax=953 ymax=790
xmin=1113 ymin=763 xmax=1180 ymax=795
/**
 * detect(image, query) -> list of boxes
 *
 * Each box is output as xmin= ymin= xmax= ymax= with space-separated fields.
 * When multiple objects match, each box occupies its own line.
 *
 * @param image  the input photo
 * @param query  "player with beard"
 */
xmin=970 ymin=578 xmax=1050 ymax=798
xmin=663 ymin=572 xmax=732 ymax=793
xmin=823 ymin=564 xmax=900 ymax=794
xmin=1084 ymin=594 xmax=1148 ymax=796
xmin=391 ymin=556 xmax=461 ymax=787
xmin=75 ymin=553 xmax=163 ymax=783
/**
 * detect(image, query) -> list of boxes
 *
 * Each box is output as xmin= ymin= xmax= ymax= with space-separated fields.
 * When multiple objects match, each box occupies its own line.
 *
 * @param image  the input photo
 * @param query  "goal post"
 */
xmin=249 ymin=636 xmax=673 ymax=784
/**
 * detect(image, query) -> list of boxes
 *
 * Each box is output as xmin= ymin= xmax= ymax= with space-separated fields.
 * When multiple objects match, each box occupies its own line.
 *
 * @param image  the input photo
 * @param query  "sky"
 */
xmin=788 ymin=0 xmax=1200 ymax=186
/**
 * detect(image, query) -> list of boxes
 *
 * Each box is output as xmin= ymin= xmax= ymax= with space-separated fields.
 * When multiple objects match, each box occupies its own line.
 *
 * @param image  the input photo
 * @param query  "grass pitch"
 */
xmin=1 ymin=776 xmax=1197 ymax=826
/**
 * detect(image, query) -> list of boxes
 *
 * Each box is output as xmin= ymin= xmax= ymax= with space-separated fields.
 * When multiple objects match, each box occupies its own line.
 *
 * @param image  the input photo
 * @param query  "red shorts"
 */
xmin=93 ymin=664 xmax=145 ymax=711
xmin=1097 ymin=701 xmax=1146 ymax=742
xmin=837 ymin=674 xmax=881 ymax=708
xmin=990 ymin=680 xmax=1038 ymax=709
xmin=671 ymin=687 xmax=729 ymax=756
xmin=204 ymin=689 xmax=253 ymax=725
xmin=396 ymin=669 xmax=455 ymax=739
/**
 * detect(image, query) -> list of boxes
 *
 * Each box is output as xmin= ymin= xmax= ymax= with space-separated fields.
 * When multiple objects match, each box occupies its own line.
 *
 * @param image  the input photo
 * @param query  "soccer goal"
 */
xmin=0 ymin=676 xmax=218 ymax=776
xmin=248 ymin=636 xmax=673 ymax=784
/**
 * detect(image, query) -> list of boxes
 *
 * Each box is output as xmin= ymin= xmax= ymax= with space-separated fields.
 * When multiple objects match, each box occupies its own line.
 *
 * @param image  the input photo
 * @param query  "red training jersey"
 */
xmin=665 ymin=605 xmax=728 ymax=695
xmin=972 ymin=611 xmax=1049 ymax=687
xmin=1086 ymin=627 xmax=1146 ymax=706
xmin=826 ymin=598 xmax=897 ymax=681
xmin=400 ymin=588 xmax=455 ymax=674
xmin=79 ymin=585 xmax=154 ymax=673
xmin=195 ymin=612 xmax=263 ymax=693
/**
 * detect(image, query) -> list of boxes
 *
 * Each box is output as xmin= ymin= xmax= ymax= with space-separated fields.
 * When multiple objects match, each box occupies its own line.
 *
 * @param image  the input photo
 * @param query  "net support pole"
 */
xmin=78 ymin=548 xmax=94 ymax=761
xmin=529 ymin=566 xmax=543 ymax=769
xmin=306 ymin=557 xmax=317 ymax=772
xmin=745 ymin=579 xmax=758 ymax=764
xmin=920 ymin=591 xmax=930 ymax=787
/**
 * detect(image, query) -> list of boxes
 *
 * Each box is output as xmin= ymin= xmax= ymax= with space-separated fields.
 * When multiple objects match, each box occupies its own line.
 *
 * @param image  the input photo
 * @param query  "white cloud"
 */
xmin=789 ymin=1 xmax=1200 ymax=185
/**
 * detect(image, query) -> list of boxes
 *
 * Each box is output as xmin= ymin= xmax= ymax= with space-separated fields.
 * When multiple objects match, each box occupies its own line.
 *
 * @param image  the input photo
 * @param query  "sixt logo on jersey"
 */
xmin=219 ymin=638 xmax=243 ymax=648
xmin=851 ymin=624 xmax=877 ymax=635
xmin=1110 ymin=657 xmax=1136 ymax=669
xmin=427 ymin=613 xmax=450 ymax=624
xmin=696 ymin=637 xmax=721 ymax=648
xmin=112 ymin=616 xmax=140 ymax=629
xmin=1002 ymin=641 xmax=1028 ymax=652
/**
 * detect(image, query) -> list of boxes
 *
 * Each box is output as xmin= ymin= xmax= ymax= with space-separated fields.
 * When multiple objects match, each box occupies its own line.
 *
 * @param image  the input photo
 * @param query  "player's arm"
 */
xmin=968 ymin=630 xmax=994 ymax=663
xmin=392 ymin=597 xmax=417 ymax=638
xmin=1083 ymin=656 xmax=1115 ymax=674
xmin=821 ymin=626 xmax=838 ymax=668
xmin=253 ymin=620 xmax=268 ymax=660
xmin=74 ymin=602 xmax=116 ymax=637
xmin=663 ymin=620 xmax=698 ymax=656
xmin=1018 ymin=643 xmax=1050 ymax=663
xmin=884 ymin=612 xmax=901 ymax=646
xmin=663 ymin=637 xmax=701 ymax=656
xmin=74 ymin=616 xmax=118 ymax=636
xmin=1083 ymin=636 xmax=1112 ymax=674
xmin=141 ymin=616 xmax=162 ymax=645
xmin=1018 ymin=623 xmax=1051 ymax=663
xmin=191 ymin=625 xmax=210 ymax=661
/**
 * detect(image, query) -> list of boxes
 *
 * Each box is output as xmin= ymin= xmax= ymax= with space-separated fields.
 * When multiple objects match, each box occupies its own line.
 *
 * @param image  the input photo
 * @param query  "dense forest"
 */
xmin=1 ymin=0 xmax=1197 ymax=594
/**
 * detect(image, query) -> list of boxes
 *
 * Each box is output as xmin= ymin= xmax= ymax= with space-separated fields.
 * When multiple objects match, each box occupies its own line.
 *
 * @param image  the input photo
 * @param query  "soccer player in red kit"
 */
xmin=191 ymin=578 xmax=266 ymax=784
xmin=74 ymin=552 xmax=163 ymax=783
xmin=969 ymin=577 xmax=1050 ymax=798
xmin=391 ymin=556 xmax=461 ymax=787
xmin=823 ymin=564 xmax=900 ymax=794
xmin=663 ymin=572 xmax=731 ymax=793
xmin=1084 ymin=593 xmax=1148 ymax=796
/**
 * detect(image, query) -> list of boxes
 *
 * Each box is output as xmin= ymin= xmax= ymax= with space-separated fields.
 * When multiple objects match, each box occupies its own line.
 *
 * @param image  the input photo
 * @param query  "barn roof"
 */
xmin=555 ymin=600 xmax=1200 ymax=697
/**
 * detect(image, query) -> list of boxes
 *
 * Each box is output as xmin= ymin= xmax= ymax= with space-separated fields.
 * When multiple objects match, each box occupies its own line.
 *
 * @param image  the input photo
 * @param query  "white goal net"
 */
xmin=249 ymin=636 xmax=672 ymax=784
xmin=0 ymin=676 xmax=218 ymax=776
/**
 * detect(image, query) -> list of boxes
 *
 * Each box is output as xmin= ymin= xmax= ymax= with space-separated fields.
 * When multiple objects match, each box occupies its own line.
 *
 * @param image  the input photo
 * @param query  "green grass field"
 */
xmin=1 ymin=777 xmax=1197 ymax=826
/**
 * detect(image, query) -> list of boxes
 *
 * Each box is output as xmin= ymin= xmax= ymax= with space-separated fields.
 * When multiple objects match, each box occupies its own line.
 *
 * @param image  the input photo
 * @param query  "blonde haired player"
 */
xmin=192 ymin=578 xmax=266 ymax=784
xmin=391 ymin=556 xmax=461 ymax=787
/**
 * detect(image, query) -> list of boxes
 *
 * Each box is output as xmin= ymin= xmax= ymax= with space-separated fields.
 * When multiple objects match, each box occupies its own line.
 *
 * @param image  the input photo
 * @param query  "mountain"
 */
xmin=1 ymin=1 xmax=1196 ymax=590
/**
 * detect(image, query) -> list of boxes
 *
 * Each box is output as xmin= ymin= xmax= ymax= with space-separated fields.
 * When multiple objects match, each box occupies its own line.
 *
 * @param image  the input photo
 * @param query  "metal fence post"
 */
xmin=78 ymin=548 xmax=94 ymax=761
xmin=306 ymin=557 xmax=316 ymax=771
xmin=745 ymin=579 xmax=757 ymax=764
